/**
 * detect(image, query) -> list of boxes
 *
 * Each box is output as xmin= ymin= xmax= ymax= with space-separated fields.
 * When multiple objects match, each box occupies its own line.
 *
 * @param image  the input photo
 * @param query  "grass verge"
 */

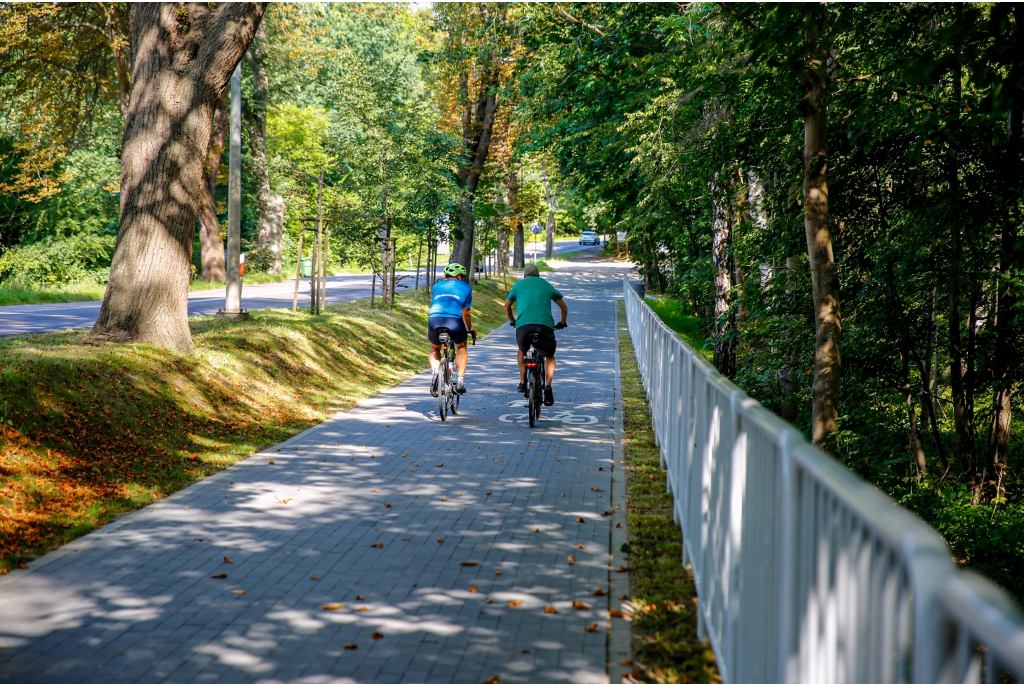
xmin=0 ymin=283 xmax=107 ymax=306
xmin=0 ymin=279 xmax=511 ymax=573
xmin=618 ymin=301 xmax=720 ymax=684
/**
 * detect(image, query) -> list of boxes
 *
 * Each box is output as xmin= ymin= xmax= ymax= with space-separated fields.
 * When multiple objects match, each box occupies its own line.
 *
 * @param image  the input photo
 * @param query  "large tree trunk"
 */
xmin=513 ymin=221 xmax=524 ymax=268
xmin=94 ymin=3 xmax=266 ymax=353
xmin=198 ymin=92 xmax=227 ymax=282
xmin=452 ymin=68 xmax=498 ymax=268
xmin=985 ymin=218 xmax=1017 ymax=501
xmin=245 ymin=19 xmax=282 ymax=274
xmin=710 ymin=173 xmax=734 ymax=378
xmin=800 ymin=9 xmax=841 ymax=450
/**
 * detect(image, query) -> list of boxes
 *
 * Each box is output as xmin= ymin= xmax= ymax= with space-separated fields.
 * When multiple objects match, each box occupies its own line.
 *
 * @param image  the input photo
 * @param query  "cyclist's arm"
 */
xmin=462 ymin=307 xmax=476 ymax=335
xmin=555 ymin=298 xmax=567 ymax=326
xmin=503 ymin=299 xmax=515 ymax=324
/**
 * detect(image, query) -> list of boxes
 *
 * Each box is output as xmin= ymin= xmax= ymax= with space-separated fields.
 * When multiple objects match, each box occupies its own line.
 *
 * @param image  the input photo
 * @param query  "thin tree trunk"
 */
xmin=800 ymin=8 xmax=841 ymax=450
xmin=541 ymin=161 xmax=561 ymax=260
xmin=986 ymin=224 xmax=1016 ymax=501
xmin=245 ymin=19 xmax=281 ymax=274
xmin=711 ymin=173 xmax=734 ymax=378
xmin=902 ymin=351 xmax=928 ymax=475
xmin=95 ymin=3 xmax=266 ymax=353
xmin=198 ymin=92 xmax=227 ymax=282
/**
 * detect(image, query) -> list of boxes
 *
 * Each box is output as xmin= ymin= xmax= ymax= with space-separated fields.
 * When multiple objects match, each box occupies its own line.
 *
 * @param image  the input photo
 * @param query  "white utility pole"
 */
xmin=219 ymin=61 xmax=247 ymax=320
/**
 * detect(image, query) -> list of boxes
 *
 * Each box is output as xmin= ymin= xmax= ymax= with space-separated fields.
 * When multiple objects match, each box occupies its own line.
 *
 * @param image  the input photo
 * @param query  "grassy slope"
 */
xmin=0 ymin=280 xmax=510 ymax=572
xmin=618 ymin=302 xmax=719 ymax=683
xmin=643 ymin=297 xmax=711 ymax=362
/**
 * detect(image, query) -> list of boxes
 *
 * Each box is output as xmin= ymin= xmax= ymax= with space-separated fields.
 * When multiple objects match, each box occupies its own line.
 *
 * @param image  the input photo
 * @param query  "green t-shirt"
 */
xmin=507 ymin=276 xmax=563 ymax=328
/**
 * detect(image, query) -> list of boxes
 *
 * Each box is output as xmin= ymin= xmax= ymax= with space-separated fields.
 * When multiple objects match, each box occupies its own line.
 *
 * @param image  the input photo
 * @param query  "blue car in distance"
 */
xmin=579 ymin=231 xmax=600 ymax=245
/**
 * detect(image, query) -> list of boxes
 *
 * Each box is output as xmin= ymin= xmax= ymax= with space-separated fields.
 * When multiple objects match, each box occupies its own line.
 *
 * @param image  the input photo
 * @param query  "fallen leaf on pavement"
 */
xmin=231 ymin=590 xmax=245 ymax=595
xmin=223 ymin=557 xmax=233 ymax=564
xmin=484 ymin=677 xmax=501 ymax=684
xmin=268 ymin=460 xmax=275 ymax=464
xmin=507 ymin=600 xmax=522 ymax=607
xmin=211 ymin=573 xmax=227 ymax=579
xmin=194 ymin=538 xmax=204 ymax=542
xmin=620 ymin=659 xmax=634 ymax=667
xmin=577 ymin=517 xmax=585 ymax=523
xmin=567 ymin=555 xmax=575 ymax=565
xmin=494 ymin=571 xmax=502 ymax=576
xmin=591 ymin=488 xmax=604 ymax=492
xmin=599 ymin=467 xmax=605 ymax=471
xmin=357 ymin=607 xmax=369 ymax=612
xmin=602 ymin=511 xmax=611 ymax=516
xmin=486 ymin=491 xmax=492 ymax=496
xmin=616 ymin=522 xmax=622 ymax=528
xmin=437 ymin=538 xmax=444 ymax=543
xmin=543 ymin=606 xmax=558 ymax=614
xmin=485 ymin=599 xmax=493 ymax=604
xmin=592 ymin=588 xmax=606 ymax=596
xmin=609 ymin=609 xmax=625 ymax=618
xmin=533 ymin=528 xmax=539 ymax=533
xmin=344 ymin=643 xmax=357 ymax=650
xmin=310 ymin=575 xmax=318 ymax=580
xmin=573 ymin=600 xmax=591 ymax=610
xmin=371 ymin=632 xmax=383 ymax=639
xmin=520 ymin=649 xmax=530 ymax=653
xmin=575 ymin=544 xmax=586 ymax=549
xmin=436 ymin=463 xmax=444 ymax=467
xmin=585 ymin=623 xmax=598 ymax=633
xmin=460 ymin=561 xmax=478 ymax=567
xmin=614 ymin=566 xmax=630 ymax=572
xmin=384 ymin=503 xmax=392 ymax=508
xmin=323 ymin=604 xmax=342 ymax=611
xmin=441 ymin=497 xmax=448 ymax=502
xmin=372 ymin=489 xmax=381 ymax=493
xmin=371 ymin=542 xmax=384 ymax=548
xmin=275 ymin=496 xmax=293 ymax=504
xmin=619 ymin=594 xmax=630 ymax=600
xmin=469 ymin=586 xmax=478 ymax=593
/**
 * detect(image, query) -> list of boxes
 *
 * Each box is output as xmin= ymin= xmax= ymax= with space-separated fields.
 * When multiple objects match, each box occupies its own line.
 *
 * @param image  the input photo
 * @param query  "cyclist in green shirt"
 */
xmin=504 ymin=263 xmax=568 ymax=406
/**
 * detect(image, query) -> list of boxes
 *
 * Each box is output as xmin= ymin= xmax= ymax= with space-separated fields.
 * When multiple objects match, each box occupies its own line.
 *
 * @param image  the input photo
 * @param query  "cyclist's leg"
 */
xmin=455 ymin=342 xmax=469 ymax=375
xmin=517 ymin=349 xmax=526 ymax=384
xmin=545 ymin=356 xmax=556 ymax=386
xmin=429 ymin=343 xmax=442 ymax=371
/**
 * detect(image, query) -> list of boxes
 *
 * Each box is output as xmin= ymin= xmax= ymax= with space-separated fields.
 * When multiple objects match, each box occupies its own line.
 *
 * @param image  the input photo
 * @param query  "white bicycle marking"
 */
xmin=499 ymin=410 xmax=598 ymax=425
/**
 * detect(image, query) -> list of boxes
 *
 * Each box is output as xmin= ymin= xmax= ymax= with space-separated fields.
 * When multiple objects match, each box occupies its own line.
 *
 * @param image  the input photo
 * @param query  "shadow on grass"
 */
xmin=0 ymin=282 xmax=511 ymax=572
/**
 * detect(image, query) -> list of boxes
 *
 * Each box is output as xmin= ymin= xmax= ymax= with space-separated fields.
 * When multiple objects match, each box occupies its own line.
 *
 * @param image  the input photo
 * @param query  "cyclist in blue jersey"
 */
xmin=428 ymin=262 xmax=477 ymax=396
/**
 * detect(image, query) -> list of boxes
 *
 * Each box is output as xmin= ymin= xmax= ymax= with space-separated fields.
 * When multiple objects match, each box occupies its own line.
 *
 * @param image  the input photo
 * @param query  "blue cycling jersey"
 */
xmin=429 ymin=278 xmax=473 ymax=318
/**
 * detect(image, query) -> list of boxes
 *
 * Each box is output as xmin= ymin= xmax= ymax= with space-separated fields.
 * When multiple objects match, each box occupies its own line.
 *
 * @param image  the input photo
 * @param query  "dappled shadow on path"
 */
xmin=0 ymin=273 xmax=621 ymax=684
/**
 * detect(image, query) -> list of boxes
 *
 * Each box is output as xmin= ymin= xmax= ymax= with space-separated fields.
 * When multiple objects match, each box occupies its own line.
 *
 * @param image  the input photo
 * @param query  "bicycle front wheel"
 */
xmin=438 ymin=351 xmax=450 ymax=421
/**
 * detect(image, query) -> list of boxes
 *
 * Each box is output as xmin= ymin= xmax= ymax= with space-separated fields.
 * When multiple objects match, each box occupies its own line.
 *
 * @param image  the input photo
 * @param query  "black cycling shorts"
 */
xmin=428 ymin=316 xmax=468 ymax=345
xmin=516 ymin=324 xmax=557 ymax=357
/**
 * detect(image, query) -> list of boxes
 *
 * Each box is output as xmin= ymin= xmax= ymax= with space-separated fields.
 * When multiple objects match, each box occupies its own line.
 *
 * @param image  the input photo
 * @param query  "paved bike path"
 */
xmin=0 ymin=272 xmax=625 ymax=683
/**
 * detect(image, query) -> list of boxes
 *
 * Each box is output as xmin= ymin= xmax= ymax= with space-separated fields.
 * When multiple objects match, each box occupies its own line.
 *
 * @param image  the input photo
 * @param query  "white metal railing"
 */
xmin=622 ymin=277 xmax=1024 ymax=683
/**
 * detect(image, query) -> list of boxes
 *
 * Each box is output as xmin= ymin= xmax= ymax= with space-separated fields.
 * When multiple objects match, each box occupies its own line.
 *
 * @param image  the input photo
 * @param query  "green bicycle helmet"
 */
xmin=444 ymin=262 xmax=467 ymax=277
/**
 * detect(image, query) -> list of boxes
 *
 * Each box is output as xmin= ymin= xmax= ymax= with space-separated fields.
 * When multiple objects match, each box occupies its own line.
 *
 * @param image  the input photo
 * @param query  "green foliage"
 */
xmin=0 ymin=233 xmax=115 ymax=287
xmin=644 ymin=297 xmax=711 ymax=362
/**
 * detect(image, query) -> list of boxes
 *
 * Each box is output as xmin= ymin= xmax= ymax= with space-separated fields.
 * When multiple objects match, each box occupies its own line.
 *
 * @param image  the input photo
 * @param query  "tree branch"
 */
xmin=554 ymin=6 xmax=606 ymax=37
xmin=716 ymin=3 xmax=759 ymax=31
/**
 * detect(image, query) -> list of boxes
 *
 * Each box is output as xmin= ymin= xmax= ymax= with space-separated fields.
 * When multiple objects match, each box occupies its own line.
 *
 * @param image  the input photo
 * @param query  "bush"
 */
xmin=242 ymin=240 xmax=277 ymax=274
xmin=0 ymin=233 xmax=117 ymax=287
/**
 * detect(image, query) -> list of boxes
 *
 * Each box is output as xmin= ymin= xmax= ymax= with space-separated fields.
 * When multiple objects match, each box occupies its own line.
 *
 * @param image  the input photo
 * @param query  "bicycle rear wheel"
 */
xmin=438 ymin=347 xmax=450 ymax=421
xmin=527 ymin=367 xmax=538 ymax=427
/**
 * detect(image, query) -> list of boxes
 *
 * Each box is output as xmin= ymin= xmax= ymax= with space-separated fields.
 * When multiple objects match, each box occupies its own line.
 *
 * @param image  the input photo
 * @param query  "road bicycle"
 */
xmin=523 ymin=332 xmax=546 ymax=428
xmin=436 ymin=328 xmax=475 ymax=421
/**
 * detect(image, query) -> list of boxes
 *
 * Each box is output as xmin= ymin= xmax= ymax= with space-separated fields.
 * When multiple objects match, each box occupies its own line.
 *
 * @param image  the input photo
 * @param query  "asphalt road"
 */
xmin=0 ymin=240 xmax=602 ymax=337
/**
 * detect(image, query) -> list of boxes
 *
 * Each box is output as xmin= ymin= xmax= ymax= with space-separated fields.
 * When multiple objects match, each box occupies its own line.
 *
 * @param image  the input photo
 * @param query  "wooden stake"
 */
xmin=292 ymin=228 xmax=304 ymax=313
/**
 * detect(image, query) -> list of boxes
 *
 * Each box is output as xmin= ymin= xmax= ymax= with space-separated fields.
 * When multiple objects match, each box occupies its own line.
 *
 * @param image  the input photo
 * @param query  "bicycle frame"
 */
xmin=524 ymin=334 xmax=545 ymax=428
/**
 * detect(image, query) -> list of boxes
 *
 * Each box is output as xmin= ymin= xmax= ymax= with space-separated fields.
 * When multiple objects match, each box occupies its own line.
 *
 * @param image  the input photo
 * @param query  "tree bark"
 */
xmin=800 ymin=9 xmax=841 ymax=450
xmin=244 ymin=19 xmax=282 ymax=274
xmin=710 ymin=173 xmax=734 ymax=378
xmin=94 ymin=2 xmax=266 ymax=353
xmin=452 ymin=67 xmax=499 ymax=269
xmin=985 ymin=223 xmax=1017 ymax=501
xmin=198 ymin=92 xmax=227 ymax=282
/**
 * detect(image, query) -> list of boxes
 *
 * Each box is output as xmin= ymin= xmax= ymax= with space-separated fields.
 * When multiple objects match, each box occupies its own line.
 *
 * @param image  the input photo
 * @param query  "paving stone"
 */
xmin=0 ymin=272 xmax=623 ymax=683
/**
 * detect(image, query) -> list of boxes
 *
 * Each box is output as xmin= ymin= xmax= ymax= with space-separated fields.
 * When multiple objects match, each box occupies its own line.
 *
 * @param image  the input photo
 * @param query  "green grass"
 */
xmin=644 ymin=297 xmax=712 ymax=361
xmin=618 ymin=301 xmax=720 ymax=683
xmin=0 ymin=282 xmax=107 ymax=306
xmin=0 ymin=279 xmax=511 ymax=573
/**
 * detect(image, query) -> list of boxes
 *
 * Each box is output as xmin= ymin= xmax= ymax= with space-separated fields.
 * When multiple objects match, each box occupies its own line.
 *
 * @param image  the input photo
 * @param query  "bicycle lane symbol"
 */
xmin=498 ymin=403 xmax=599 ymax=425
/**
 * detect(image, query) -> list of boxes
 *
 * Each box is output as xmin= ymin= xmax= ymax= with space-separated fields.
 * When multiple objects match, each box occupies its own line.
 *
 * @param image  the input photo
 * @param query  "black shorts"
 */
xmin=428 ymin=316 xmax=468 ymax=345
xmin=516 ymin=324 xmax=557 ymax=357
